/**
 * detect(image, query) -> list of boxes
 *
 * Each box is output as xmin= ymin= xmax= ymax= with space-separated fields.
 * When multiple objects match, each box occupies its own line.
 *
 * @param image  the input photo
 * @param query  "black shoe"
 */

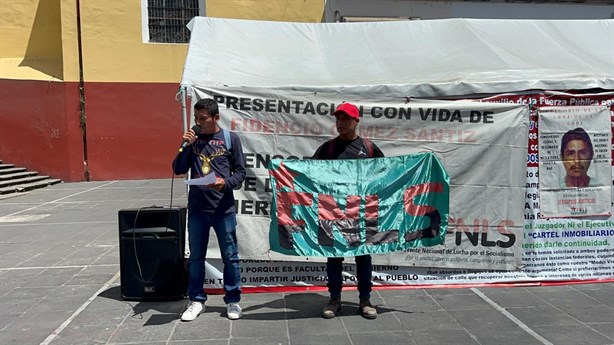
xmin=322 ymin=299 xmax=341 ymax=319
xmin=358 ymin=299 xmax=377 ymax=319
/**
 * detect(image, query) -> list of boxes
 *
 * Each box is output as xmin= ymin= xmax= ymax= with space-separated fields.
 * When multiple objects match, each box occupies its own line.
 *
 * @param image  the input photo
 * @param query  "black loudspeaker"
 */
xmin=118 ymin=206 xmax=187 ymax=300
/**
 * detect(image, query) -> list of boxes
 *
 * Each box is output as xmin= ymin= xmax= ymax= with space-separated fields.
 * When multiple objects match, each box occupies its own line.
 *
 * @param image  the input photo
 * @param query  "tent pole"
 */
xmin=180 ymin=85 xmax=188 ymax=132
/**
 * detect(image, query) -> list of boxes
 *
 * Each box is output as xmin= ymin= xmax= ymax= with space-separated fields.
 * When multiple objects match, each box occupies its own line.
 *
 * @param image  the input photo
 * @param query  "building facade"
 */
xmin=0 ymin=0 xmax=610 ymax=181
xmin=0 ymin=0 xmax=324 ymax=182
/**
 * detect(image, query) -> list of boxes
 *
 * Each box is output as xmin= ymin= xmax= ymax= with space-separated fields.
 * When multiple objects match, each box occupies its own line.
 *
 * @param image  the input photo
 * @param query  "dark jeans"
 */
xmin=187 ymin=211 xmax=241 ymax=304
xmin=326 ymin=255 xmax=372 ymax=301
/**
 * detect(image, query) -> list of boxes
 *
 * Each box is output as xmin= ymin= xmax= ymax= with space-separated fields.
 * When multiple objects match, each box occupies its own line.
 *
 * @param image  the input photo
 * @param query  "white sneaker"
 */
xmin=181 ymin=301 xmax=204 ymax=321
xmin=227 ymin=303 xmax=242 ymax=320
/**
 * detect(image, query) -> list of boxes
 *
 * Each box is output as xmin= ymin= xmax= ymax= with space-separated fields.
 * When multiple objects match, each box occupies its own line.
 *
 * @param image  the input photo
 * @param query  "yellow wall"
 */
xmin=207 ymin=0 xmax=325 ymax=22
xmin=0 ymin=0 xmax=64 ymax=81
xmin=1 ymin=0 xmax=325 ymax=83
xmin=59 ymin=0 xmax=80 ymax=82
xmin=78 ymin=1 xmax=187 ymax=83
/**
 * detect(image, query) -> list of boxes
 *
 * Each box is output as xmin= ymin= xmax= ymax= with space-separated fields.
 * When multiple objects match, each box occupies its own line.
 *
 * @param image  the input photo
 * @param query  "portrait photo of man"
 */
xmin=560 ymin=127 xmax=595 ymax=188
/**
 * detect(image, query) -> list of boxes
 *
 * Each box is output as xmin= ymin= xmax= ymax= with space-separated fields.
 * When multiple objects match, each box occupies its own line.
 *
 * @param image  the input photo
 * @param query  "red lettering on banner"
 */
xmin=365 ymin=194 xmax=379 ymax=218
xmin=318 ymin=195 xmax=359 ymax=220
xmin=269 ymin=162 xmax=299 ymax=191
xmin=404 ymin=183 xmax=443 ymax=216
xmin=497 ymin=219 xmax=515 ymax=235
xmin=449 ymin=217 xmax=515 ymax=235
xmin=277 ymin=192 xmax=312 ymax=226
xmin=272 ymin=165 xmax=446 ymax=248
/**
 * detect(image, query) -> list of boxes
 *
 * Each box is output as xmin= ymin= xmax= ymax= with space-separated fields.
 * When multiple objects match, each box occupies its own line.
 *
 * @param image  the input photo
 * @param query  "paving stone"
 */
xmin=24 ymin=268 xmax=82 ymax=288
xmin=7 ymin=309 xmax=73 ymax=330
xmin=287 ymin=317 xmax=346 ymax=336
xmin=113 ymin=342 xmax=167 ymax=345
xmin=377 ymin=290 xmax=445 ymax=312
xmin=0 ymin=268 xmax=45 ymax=279
xmin=36 ymin=297 xmax=91 ymax=312
xmin=48 ymin=282 xmax=102 ymax=299
xmin=574 ymin=288 xmax=614 ymax=307
xmin=170 ymin=340 xmax=227 ymax=345
xmin=556 ymin=304 xmax=614 ymax=323
xmin=342 ymin=309 xmax=403 ymax=333
xmin=587 ymin=322 xmax=614 ymax=340
xmin=476 ymin=287 xmax=551 ymax=308
xmin=447 ymin=309 xmax=522 ymax=330
xmin=107 ymin=322 xmax=176 ymax=344
xmin=428 ymin=291 xmax=493 ymax=311
xmin=237 ymin=309 xmax=287 ymax=321
xmin=396 ymin=310 xmax=464 ymax=332
xmin=504 ymin=306 xmax=580 ymax=326
xmin=289 ymin=333 xmax=352 ymax=345
xmin=349 ymin=331 xmax=412 ymax=345
xmin=231 ymin=318 xmax=289 ymax=338
xmin=0 ymin=296 xmax=41 ymax=314
xmin=230 ymin=337 xmax=290 ymax=345
xmin=1 ymin=180 xmax=613 ymax=345
xmin=408 ymin=329 xmax=479 ymax=345
xmin=0 ymin=325 xmax=57 ymax=345
xmin=469 ymin=327 xmax=545 ymax=345
xmin=0 ymin=312 xmax=20 ymax=330
xmin=0 ymin=276 xmax=29 ymax=292
xmin=171 ymin=319 xmax=230 ymax=341
xmin=534 ymin=324 xmax=614 ymax=345
xmin=68 ymin=308 xmax=129 ymax=327
xmin=87 ymin=294 xmax=135 ymax=311
xmin=529 ymin=289 xmax=606 ymax=309
xmin=48 ymin=324 xmax=117 ymax=345
xmin=91 ymin=252 xmax=120 ymax=265
xmin=2 ymin=286 xmax=55 ymax=301
xmin=65 ymin=272 xmax=117 ymax=286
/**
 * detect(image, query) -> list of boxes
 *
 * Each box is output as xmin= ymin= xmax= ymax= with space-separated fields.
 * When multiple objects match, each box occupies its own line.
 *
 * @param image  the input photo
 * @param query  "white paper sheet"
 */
xmin=184 ymin=173 xmax=217 ymax=186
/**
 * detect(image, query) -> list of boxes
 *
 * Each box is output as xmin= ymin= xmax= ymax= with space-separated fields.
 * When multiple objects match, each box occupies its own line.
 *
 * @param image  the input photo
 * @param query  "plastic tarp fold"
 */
xmin=182 ymin=17 xmax=614 ymax=97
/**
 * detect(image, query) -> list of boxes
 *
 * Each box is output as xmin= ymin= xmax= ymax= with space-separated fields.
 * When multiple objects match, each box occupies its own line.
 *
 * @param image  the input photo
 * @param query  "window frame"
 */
xmin=141 ymin=0 xmax=205 ymax=44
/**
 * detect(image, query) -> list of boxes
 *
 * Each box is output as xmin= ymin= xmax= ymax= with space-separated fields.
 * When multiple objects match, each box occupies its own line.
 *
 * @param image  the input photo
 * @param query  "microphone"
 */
xmin=178 ymin=125 xmax=201 ymax=152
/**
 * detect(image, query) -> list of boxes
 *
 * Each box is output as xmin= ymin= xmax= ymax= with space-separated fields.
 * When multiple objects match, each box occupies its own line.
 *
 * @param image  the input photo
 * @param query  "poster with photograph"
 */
xmin=538 ymin=106 xmax=612 ymax=218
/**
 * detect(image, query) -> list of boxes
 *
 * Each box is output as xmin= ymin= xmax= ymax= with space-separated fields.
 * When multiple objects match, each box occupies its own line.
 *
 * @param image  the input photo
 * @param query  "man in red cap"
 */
xmin=312 ymin=102 xmax=385 ymax=320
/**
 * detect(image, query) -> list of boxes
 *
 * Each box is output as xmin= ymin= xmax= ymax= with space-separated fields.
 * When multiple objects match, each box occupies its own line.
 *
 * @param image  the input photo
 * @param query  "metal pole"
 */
xmin=179 ymin=85 xmax=188 ymax=132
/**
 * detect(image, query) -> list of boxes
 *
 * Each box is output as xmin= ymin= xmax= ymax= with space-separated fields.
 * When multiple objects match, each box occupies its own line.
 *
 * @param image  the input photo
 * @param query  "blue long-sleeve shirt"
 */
xmin=173 ymin=129 xmax=246 ymax=214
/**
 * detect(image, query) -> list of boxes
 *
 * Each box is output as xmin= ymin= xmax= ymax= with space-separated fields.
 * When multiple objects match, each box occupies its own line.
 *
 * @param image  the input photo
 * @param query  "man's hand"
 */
xmin=182 ymin=128 xmax=199 ymax=146
xmin=207 ymin=177 xmax=225 ymax=192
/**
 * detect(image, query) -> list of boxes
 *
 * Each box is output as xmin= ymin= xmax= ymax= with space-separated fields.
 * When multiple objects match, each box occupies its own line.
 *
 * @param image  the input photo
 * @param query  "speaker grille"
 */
xmin=118 ymin=207 xmax=187 ymax=300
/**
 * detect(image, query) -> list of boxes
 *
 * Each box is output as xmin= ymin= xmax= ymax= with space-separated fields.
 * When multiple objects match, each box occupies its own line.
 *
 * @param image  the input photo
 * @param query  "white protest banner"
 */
xmin=198 ymin=92 xmax=614 ymax=290
xmin=191 ymin=86 xmax=528 ymax=270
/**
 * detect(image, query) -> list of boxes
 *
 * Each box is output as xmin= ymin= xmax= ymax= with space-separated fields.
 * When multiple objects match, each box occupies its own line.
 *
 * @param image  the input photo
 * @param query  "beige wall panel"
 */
xmin=60 ymin=0 xmax=80 ymax=82
xmin=0 ymin=0 xmax=63 ymax=80
xmin=0 ymin=58 xmax=62 ymax=80
xmin=78 ymin=0 xmax=187 ymax=82
xmin=207 ymin=0 xmax=325 ymax=22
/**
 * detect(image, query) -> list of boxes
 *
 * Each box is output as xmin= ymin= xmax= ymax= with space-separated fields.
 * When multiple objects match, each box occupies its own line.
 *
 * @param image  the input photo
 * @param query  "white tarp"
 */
xmin=199 ymin=92 xmax=614 ymax=289
xmin=193 ymin=86 xmax=529 ymax=270
xmin=178 ymin=18 xmax=614 ymax=284
xmin=182 ymin=17 xmax=614 ymax=98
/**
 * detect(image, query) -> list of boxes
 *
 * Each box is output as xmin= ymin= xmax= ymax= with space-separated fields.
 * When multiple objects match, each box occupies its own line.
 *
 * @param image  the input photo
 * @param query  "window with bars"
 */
xmin=147 ymin=0 xmax=200 ymax=43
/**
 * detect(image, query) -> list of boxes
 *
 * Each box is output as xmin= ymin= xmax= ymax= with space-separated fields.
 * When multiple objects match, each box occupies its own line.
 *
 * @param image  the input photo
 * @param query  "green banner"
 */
xmin=268 ymin=152 xmax=450 ymax=257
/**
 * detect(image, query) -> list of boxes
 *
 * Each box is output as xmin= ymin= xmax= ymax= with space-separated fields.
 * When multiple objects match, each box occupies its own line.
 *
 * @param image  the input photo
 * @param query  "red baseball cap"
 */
xmin=333 ymin=103 xmax=360 ymax=119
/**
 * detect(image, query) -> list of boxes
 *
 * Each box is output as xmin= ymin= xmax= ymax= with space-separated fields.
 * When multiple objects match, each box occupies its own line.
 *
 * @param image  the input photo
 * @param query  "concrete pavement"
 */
xmin=0 ymin=179 xmax=613 ymax=345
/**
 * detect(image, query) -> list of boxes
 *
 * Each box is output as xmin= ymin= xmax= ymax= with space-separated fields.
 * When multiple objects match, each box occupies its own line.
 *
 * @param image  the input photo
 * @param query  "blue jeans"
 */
xmin=187 ymin=211 xmax=241 ymax=304
xmin=326 ymin=255 xmax=372 ymax=301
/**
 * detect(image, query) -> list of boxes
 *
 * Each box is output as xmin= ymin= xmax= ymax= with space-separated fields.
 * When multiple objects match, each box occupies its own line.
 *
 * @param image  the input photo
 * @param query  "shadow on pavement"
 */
xmin=98 ymin=286 xmax=186 ymax=325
